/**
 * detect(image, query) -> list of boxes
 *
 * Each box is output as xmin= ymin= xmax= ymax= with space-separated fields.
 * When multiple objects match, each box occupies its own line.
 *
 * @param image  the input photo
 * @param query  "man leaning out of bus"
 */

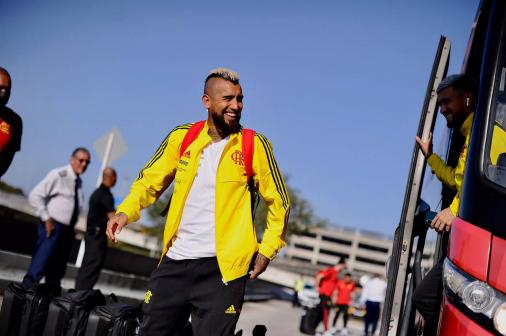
xmin=412 ymin=73 xmax=477 ymax=335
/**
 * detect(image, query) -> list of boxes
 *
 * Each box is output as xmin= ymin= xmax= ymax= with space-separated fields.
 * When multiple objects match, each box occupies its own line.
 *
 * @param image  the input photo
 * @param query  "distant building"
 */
xmin=283 ymin=227 xmax=435 ymax=277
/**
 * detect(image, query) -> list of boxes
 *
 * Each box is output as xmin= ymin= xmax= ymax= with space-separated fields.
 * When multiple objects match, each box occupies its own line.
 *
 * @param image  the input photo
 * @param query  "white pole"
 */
xmin=76 ymin=132 xmax=115 ymax=268
xmin=75 ymin=237 xmax=86 ymax=268
xmin=96 ymin=132 xmax=115 ymax=187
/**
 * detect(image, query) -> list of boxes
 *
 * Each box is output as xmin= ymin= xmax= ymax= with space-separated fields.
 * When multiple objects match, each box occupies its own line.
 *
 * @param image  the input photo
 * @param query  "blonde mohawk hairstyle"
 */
xmin=205 ymin=68 xmax=240 ymax=85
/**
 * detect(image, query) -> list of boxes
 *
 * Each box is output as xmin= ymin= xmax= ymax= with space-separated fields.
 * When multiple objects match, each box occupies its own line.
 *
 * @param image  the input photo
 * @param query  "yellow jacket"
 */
xmin=117 ymin=122 xmax=290 ymax=282
xmin=490 ymin=123 xmax=506 ymax=165
xmin=427 ymin=113 xmax=473 ymax=216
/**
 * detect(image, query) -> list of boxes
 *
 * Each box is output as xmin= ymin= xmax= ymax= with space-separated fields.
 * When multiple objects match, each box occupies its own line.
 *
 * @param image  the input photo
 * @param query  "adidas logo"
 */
xmin=225 ymin=304 xmax=237 ymax=314
xmin=183 ymin=150 xmax=191 ymax=158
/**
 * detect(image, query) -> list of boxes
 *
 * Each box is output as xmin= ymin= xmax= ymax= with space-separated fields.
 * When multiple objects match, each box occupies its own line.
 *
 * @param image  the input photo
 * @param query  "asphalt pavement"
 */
xmin=237 ymin=300 xmax=368 ymax=336
xmin=0 ymin=296 xmax=369 ymax=335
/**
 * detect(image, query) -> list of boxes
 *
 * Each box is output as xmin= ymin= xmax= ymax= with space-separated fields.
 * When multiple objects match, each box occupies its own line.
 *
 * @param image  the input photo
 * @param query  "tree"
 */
xmin=253 ymin=182 xmax=327 ymax=238
xmin=0 ymin=180 xmax=25 ymax=196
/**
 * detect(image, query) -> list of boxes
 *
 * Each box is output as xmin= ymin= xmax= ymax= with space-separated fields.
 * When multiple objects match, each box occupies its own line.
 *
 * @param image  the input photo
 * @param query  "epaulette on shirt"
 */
xmin=58 ymin=170 xmax=67 ymax=177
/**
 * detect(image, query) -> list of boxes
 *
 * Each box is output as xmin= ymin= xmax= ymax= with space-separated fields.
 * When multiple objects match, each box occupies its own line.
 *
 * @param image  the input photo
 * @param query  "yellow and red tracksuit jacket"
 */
xmin=426 ymin=112 xmax=473 ymax=216
xmin=491 ymin=123 xmax=506 ymax=165
xmin=117 ymin=121 xmax=290 ymax=282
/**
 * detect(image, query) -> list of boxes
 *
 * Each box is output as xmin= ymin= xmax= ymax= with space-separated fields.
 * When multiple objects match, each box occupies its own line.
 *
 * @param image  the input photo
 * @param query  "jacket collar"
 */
xmin=460 ymin=112 xmax=474 ymax=137
xmin=66 ymin=164 xmax=78 ymax=180
xmin=201 ymin=120 xmax=241 ymax=143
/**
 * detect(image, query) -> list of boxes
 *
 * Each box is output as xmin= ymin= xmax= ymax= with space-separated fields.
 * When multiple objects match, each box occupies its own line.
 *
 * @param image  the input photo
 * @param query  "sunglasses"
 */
xmin=74 ymin=157 xmax=90 ymax=165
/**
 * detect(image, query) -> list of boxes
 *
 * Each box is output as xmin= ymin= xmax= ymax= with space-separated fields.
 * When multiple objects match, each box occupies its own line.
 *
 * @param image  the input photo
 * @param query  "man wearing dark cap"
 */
xmin=0 ymin=67 xmax=22 ymax=178
xmin=413 ymin=74 xmax=476 ymax=334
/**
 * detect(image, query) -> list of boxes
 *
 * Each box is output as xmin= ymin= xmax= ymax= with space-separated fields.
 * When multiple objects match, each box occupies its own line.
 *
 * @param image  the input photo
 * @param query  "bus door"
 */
xmin=380 ymin=36 xmax=451 ymax=336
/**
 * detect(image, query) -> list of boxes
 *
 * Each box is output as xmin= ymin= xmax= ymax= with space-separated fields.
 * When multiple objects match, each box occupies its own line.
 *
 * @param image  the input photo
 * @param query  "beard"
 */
xmin=0 ymin=93 xmax=9 ymax=107
xmin=212 ymin=112 xmax=241 ymax=134
xmin=444 ymin=113 xmax=456 ymax=128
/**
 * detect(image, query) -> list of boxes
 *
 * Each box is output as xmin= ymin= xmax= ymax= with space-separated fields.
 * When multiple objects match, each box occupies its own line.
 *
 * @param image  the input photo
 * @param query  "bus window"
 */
xmin=485 ymin=66 xmax=506 ymax=188
xmin=490 ymin=104 xmax=506 ymax=165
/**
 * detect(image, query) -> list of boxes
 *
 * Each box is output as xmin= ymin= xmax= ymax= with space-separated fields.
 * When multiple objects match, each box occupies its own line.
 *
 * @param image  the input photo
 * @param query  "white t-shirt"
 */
xmin=167 ymin=137 xmax=229 ymax=260
xmin=360 ymin=277 xmax=387 ymax=304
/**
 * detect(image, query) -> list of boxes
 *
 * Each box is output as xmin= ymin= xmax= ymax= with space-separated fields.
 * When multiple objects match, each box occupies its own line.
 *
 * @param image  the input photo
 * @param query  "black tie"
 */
xmin=70 ymin=177 xmax=81 ymax=226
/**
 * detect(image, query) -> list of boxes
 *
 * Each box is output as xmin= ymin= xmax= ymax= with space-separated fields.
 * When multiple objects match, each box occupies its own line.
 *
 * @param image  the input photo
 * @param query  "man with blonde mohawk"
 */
xmin=107 ymin=68 xmax=290 ymax=335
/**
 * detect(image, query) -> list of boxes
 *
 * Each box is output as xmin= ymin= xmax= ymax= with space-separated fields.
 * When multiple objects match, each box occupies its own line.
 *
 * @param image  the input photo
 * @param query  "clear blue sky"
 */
xmin=1 ymin=0 xmax=479 ymax=235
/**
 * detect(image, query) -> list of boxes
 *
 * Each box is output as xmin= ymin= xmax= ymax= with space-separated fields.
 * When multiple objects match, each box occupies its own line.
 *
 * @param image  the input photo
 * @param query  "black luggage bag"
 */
xmin=0 ymin=282 xmax=60 ymax=336
xmin=85 ymin=303 xmax=142 ymax=336
xmin=0 ymin=282 xmax=26 ymax=336
xmin=20 ymin=283 xmax=61 ymax=336
xmin=299 ymin=306 xmax=321 ymax=335
xmin=43 ymin=289 xmax=106 ymax=336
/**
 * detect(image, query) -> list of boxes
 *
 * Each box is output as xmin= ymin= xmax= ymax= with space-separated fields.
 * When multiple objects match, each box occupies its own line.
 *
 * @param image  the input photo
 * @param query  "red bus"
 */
xmin=381 ymin=0 xmax=506 ymax=335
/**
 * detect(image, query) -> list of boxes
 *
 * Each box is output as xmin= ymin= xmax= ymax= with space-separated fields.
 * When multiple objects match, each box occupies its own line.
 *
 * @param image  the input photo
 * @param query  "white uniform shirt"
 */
xmin=360 ymin=277 xmax=387 ymax=304
xmin=167 ymin=137 xmax=228 ymax=260
xmin=28 ymin=164 xmax=84 ymax=225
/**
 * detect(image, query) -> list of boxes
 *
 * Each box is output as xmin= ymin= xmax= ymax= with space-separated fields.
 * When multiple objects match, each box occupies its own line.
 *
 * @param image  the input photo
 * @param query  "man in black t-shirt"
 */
xmin=75 ymin=167 xmax=117 ymax=290
xmin=0 ymin=67 xmax=22 ymax=178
